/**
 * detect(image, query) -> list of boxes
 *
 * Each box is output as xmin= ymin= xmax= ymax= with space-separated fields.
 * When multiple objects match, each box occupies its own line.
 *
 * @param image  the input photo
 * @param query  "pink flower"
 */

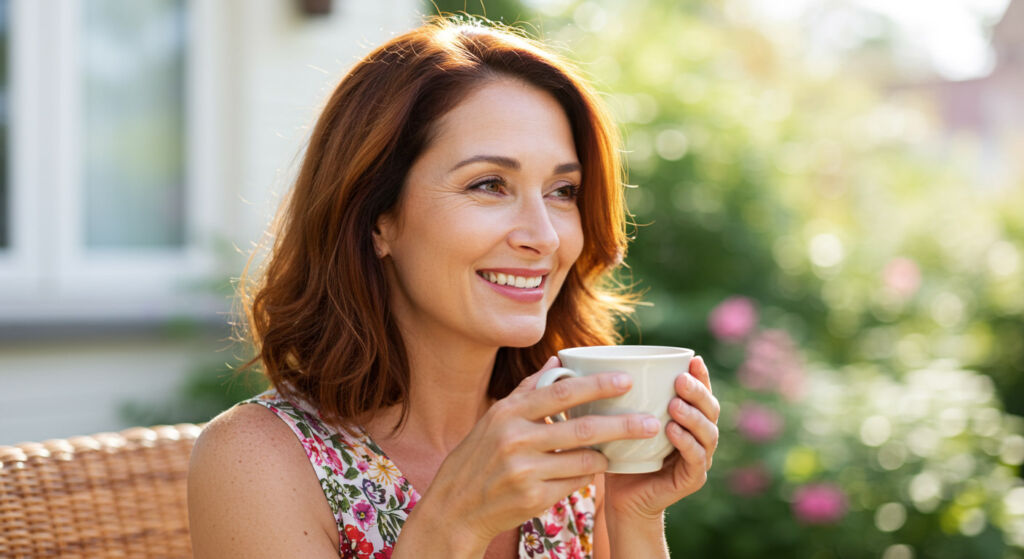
xmin=352 ymin=501 xmax=376 ymax=530
xmin=792 ymin=483 xmax=847 ymax=525
xmin=883 ymin=257 xmax=921 ymax=299
xmin=394 ymin=482 xmax=406 ymax=506
xmin=575 ymin=510 xmax=592 ymax=533
xmin=737 ymin=329 xmax=805 ymax=401
xmin=356 ymin=460 xmax=370 ymax=473
xmin=709 ymin=297 xmax=758 ymax=341
xmin=728 ymin=464 xmax=771 ymax=496
xmin=552 ymin=501 xmax=568 ymax=521
xmin=545 ymin=522 xmax=562 ymax=537
xmin=300 ymin=434 xmax=339 ymax=467
xmin=736 ymin=403 xmax=783 ymax=443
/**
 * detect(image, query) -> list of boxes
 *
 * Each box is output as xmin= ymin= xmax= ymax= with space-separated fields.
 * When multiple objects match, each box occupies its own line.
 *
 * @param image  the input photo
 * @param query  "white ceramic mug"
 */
xmin=536 ymin=345 xmax=694 ymax=474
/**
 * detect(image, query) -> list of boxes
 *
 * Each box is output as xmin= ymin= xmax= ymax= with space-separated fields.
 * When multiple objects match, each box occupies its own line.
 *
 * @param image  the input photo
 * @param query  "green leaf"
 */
xmin=344 ymin=467 xmax=359 ymax=480
xmin=532 ymin=518 xmax=544 ymax=534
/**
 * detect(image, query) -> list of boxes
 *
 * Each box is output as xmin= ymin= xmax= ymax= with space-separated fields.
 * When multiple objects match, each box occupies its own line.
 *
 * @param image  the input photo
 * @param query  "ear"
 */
xmin=372 ymin=213 xmax=396 ymax=258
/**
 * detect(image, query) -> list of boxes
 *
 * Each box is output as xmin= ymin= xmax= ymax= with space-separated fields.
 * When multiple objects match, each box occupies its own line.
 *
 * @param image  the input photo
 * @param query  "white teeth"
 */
xmin=480 ymin=272 xmax=543 ymax=289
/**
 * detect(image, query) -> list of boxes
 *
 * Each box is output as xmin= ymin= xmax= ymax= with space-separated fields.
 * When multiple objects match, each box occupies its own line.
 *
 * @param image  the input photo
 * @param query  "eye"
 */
xmin=549 ymin=182 xmax=581 ymax=201
xmin=468 ymin=177 xmax=506 ymax=195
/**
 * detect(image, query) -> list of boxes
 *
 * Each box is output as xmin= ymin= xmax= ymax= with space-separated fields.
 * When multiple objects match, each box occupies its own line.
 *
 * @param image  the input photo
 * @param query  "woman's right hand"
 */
xmin=395 ymin=356 xmax=662 ymax=557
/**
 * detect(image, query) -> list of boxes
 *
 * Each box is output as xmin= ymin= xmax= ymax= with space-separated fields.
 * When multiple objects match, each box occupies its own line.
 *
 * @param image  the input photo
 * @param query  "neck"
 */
xmin=371 ymin=328 xmax=499 ymax=454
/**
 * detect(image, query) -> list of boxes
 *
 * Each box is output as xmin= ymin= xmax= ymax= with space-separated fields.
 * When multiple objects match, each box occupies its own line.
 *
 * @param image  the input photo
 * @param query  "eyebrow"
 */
xmin=450 ymin=155 xmax=582 ymax=175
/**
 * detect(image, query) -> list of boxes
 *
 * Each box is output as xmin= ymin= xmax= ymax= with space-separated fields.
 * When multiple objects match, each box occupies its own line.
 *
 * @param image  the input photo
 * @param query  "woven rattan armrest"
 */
xmin=0 ymin=423 xmax=203 ymax=559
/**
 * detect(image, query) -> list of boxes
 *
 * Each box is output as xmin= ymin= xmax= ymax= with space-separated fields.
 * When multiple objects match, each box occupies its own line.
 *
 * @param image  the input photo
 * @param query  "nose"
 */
xmin=507 ymin=195 xmax=560 ymax=256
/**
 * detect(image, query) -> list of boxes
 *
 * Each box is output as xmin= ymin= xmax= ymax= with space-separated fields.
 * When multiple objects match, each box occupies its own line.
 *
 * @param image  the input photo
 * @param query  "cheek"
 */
xmin=559 ymin=211 xmax=585 ymax=264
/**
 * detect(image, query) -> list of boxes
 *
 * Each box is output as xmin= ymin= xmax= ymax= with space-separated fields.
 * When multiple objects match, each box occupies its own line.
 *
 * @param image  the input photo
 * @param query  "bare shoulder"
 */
xmin=188 ymin=403 xmax=338 ymax=558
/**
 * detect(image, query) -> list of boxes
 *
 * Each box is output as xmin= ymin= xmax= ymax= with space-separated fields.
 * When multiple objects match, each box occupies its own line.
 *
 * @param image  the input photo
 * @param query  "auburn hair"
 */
xmin=238 ymin=17 xmax=635 ymax=431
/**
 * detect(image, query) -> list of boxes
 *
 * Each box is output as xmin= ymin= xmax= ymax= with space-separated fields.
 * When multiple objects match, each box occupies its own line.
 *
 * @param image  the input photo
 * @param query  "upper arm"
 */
xmin=187 ymin=403 xmax=339 ymax=559
xmin=592 ymin=473 xmax=611 ymax=559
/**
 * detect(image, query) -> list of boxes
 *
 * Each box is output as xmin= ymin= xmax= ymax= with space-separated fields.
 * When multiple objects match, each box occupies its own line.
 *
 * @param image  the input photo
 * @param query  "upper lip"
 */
xmin=477 ymin=268 xmax=550 ymax=277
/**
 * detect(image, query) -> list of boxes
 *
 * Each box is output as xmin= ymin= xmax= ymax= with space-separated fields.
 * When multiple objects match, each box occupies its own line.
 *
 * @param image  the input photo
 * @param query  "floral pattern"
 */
xmin=243 ymin=390 xmax=595 ymax=558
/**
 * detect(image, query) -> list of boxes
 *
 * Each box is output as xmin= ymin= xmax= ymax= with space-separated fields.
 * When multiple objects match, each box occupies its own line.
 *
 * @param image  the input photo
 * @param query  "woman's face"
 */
xmin=375 ymin=77 xmax=584 ymax=352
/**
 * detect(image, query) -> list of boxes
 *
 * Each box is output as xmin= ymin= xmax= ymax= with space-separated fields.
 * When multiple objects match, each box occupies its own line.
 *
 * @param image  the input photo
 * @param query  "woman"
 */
xmin=188 ymin=18 xmax=720 ymax=559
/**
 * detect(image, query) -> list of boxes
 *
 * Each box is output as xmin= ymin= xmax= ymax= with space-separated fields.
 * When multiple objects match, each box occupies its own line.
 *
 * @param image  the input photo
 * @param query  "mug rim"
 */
xmin=557 ymin=345 xmax=695 ymax=359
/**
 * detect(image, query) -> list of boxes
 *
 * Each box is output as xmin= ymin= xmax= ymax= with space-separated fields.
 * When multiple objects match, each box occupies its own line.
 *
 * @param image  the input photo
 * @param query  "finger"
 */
xmin=509 ymin=356 xmax=561 ymax=395
xmin=675 ymin=372 xmax=721 ymax=423
xmin=689 ymin=355 xmax=711 ymax=391
xmin=668 ymin=398 xmax=719 ymax=456
xmin=535 ymin=413 xmax=660 ymax=452
xmin=536 ymin=448 xmax=609 ymax=480
xmin=517 ymin=372 xmax=632 ymax=422
xmin=666 ymin=421 xmax=711 ymax=472
xmin=541 ymin=473 xmax=598 ymax=513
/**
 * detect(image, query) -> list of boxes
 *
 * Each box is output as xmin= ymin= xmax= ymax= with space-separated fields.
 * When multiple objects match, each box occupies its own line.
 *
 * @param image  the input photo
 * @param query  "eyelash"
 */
xmin=467 ymin=178 xmax=581 ymax=201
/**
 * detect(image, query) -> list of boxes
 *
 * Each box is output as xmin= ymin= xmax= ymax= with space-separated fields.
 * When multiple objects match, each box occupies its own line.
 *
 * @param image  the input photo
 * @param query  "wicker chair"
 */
xmin=0 ymin=424 xmax=203 ymax=559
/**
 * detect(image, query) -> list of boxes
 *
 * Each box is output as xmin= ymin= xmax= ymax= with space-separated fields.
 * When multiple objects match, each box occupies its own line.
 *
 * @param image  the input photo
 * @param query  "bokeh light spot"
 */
xmin=809 ymin=233 xmax=844 ymax=269
xmin=875 ymin=502 xmax=907 ymax=532
xmin=860 ymin=415 xmax=892 ymax=447
xmin=987 ymin=240 xmax=1021 ymax=278
xmin=959 ymin=508 xmax=987 ymax=537
xmin=909 ymin=471 xmax=942 ymax=512
xmin=877 ymin=441 xmax=908 ymax=471
xmin=882 ymin=544 xmax=914 ymax=559
xmin=655 ymin=129 xmax=690 ymax=161
xmin=1005 ymin=487 xmax=1024 ymax=516
xmin=1001 ymin=434 xmax=1024 ymax=465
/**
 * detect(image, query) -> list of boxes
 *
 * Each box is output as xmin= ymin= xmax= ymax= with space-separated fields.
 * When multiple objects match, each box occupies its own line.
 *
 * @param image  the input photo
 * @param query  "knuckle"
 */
xmin=582 ymin=450 xmax=607 ymax=473
xmin=574 ymin=417 xmax=596 ymax=443
xmin=623 ymin=415 xmax=641 ymax=436
xmin=489 ymin=398 xmax=515 ymax=420
xmin=504 ymin=460 xmax=532 ymax=487
xmin=675 ymin=402 xmax=692 ymax=424
xmin=498 ymin=428 xmax=530 ymax=455
xmin=551 ymin=379 xmax=572 ymax=403
xmin=577 ymin=449 xmax=598 ymax=473
xmin=522 ymin=486 xmax=546 ymax=510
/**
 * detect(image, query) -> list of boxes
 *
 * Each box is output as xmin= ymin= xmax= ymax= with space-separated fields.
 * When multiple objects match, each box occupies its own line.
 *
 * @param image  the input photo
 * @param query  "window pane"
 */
xmin=82 ymin=0 xmax=186 ymax=249
xmin=0 ymin=0 xmax=8 ymax=250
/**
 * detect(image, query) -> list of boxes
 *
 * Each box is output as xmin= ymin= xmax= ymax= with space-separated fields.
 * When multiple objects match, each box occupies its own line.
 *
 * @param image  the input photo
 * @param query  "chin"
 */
xmin=490 ymin=321 xmax=547 ymax=348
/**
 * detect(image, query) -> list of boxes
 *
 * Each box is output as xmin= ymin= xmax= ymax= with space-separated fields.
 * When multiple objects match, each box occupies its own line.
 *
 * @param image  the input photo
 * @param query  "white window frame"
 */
xmin=0 ymin=0 xmax=228 ymax=325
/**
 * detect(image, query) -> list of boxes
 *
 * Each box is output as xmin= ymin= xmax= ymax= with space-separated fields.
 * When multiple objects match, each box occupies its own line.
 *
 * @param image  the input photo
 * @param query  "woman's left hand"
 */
xmin=603 ymin=355 xmax=720 ymax=521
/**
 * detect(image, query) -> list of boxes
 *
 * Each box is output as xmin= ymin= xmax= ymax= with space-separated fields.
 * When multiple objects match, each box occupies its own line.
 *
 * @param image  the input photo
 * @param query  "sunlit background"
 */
xmin=1 ymin=0 xmax=1022 ymax=557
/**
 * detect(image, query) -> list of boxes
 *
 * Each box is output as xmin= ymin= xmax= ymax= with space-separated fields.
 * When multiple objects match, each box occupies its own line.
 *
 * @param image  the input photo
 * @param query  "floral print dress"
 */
xmin=242 ymin=390 xmax=596 ymax=558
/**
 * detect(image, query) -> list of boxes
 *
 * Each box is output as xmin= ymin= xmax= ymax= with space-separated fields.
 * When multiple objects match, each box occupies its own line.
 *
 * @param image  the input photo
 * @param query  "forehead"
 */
xmin=423 ymin=77 xmax=577 ymax=161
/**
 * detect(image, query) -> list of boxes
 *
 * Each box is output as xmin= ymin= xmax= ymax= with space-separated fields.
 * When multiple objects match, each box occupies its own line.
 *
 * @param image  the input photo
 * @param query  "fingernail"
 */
xmin=613 ymin=374 xmax=630 ymax=389
xmin=643 ymin=417 xmax=661 ymax=434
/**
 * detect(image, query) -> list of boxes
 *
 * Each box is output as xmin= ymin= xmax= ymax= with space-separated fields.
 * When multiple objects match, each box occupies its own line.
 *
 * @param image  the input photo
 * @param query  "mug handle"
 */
xmin=535 ymin=367 xmax=579 ymax=423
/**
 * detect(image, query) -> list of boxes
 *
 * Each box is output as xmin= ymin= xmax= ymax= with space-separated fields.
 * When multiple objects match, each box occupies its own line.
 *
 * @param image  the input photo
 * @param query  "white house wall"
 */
xmin=0 ymin=0 xmax=419 ymax=445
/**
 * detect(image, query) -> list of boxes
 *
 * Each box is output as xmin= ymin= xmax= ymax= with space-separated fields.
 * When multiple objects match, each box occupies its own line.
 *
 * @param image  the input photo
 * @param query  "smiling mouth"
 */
xmin=478 ymin=271 xmax=544 ymax=289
